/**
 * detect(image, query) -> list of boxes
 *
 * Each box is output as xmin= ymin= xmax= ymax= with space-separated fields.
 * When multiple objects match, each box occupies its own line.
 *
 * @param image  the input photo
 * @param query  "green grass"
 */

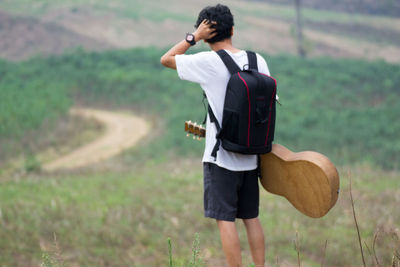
xmin=0 ymin=58 xmax=71 ymax=138
xmin=0 ymin=161 xmax=208 ymax=266
xmin=2 ymin=48 xmax=400 ymax=169
xmin=0 ymin=159 xmax=398 ymax=266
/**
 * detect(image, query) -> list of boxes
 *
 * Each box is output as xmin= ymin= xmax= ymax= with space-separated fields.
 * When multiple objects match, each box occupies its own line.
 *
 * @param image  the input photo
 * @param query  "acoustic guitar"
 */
xmin=260 ymin=144 xmax=339 ymax=218
xmin=184 ymin=121 xmax=340 ymax=218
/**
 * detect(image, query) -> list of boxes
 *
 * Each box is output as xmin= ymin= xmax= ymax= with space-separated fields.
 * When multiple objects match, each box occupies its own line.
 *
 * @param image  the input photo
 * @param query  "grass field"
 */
xmin=0 ymin=48 xmax=399 ymax=266
xmin=0 ymin=1 xmax=399 ymax=266
xmin=0 ymin=158 xmax=399 ymax=266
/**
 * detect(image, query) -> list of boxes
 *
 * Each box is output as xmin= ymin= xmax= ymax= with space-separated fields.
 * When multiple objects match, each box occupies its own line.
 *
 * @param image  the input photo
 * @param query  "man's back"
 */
xmin=176 ymin=49 xmax=270 ymax=171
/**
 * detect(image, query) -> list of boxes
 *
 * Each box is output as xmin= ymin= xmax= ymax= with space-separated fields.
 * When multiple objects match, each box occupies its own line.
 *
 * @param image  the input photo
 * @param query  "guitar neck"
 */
xmin=184 ymin=121 xmax=206 ymax=139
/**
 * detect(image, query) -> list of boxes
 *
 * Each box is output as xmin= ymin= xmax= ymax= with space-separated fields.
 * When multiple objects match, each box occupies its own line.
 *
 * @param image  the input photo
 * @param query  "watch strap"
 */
xmin=185 ymin=33 xmax=196 ymax=46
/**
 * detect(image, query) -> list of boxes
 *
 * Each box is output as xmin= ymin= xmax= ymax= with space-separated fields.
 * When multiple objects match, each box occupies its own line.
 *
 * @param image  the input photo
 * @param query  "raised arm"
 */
xmin=160 ymin=19 xmax=217 ymax=69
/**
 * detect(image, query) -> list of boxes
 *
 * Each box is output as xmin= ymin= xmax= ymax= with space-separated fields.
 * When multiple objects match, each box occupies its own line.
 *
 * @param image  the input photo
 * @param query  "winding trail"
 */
xmin=43 ymin=107 xmax=149 ymax=171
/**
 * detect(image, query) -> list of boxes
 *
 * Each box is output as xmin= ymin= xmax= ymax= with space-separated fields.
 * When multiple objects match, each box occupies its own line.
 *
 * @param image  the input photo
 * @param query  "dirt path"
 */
xmin=43 ymin=107 xmax=149 ymax=171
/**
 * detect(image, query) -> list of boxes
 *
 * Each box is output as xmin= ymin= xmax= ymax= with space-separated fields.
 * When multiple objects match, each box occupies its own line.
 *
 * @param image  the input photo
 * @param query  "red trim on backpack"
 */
xmin=260 ymin=73 xmax=277 ymax=146
xmin=260 ymin=73 xmax=277 ymax=87
xmin=238 ymin=72 xmax=251 ymax=147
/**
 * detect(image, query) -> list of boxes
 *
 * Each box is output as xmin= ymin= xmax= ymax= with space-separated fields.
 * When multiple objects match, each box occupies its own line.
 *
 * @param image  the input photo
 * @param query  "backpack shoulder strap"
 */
xmin=246 ymin=51 xmax=258 ymax=71
xmin=208 ymin=104 xmax=222 ymax=159
xmin=216 ymin=50 xmax=241 ymax=75
xmin=202 ymin=92 xmax=221 ymax=160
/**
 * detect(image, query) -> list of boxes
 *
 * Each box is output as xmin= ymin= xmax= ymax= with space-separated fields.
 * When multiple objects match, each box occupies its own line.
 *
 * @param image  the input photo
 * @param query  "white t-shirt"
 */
xmin=176 ymin=49 xmax=271 ymax=171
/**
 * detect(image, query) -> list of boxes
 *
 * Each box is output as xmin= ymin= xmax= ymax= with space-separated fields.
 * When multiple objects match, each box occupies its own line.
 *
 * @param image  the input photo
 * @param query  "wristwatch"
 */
xmin=185 ymin=33 xmax=196 ymax=46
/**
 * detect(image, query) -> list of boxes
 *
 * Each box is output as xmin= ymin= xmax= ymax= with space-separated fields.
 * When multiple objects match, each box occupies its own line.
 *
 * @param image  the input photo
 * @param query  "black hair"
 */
xmin=194 ymin=4 xmax=234 ymax=44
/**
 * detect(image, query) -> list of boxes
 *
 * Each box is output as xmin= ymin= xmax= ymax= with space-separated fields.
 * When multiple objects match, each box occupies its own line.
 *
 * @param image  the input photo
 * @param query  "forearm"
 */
xmin=160 ymin=19 xmax=216 ymax=70
xmin=160 ymin=40 xmax=192 ymax=69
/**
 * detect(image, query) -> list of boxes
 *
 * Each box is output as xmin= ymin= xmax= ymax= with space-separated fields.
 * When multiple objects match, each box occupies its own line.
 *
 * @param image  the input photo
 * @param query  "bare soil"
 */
xmin=0 ymin=10 xmax=111 ymax=61
xmin=40 ymin=6 xmax=193 ymax=48
xmin=2 ymin=2 xmax=400 ymax=63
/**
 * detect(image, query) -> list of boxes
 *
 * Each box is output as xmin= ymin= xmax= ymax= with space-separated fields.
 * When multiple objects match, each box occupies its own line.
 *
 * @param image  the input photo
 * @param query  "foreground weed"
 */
xmin=189 ymin=233 xmax=202 ymax=267
xmin=348 ymin=173 xmax=400 ymax=267
xmin=41 ymin=252 xmax=62 ymax=267
xmin=168 ymin=237 xmax=173 ymax=267
xmin=294 ymin=231 xmax=301 ymax=267
xmin=350 ymin=175 xmax=366 ymax=267
xmin=40 ymin=233 xmax=64 ymax=267
xmin=168 ymin=233 xmax=204 ymax=267
xmin=168 ymin=233 xmax=257 ymax=267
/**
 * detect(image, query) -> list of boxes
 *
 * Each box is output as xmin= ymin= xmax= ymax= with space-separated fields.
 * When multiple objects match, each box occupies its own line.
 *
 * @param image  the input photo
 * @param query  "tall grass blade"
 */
xmin=320 ymin=240 xmax=328 ymax=267
xmin=364 ymin=241 xmax=374 ymax=266
xmin=168 ymin=237 xmax=173 ymax=267
xmin=349 ymin=175 xmax=366 ymax=267
xmin=373 ymin=229 xmax=381 ymax=267
xmin=295 ymin=231 xmax=301 ymax=267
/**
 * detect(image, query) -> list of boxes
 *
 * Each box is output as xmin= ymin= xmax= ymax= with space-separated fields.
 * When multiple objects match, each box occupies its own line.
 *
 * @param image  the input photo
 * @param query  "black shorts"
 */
xmin=203 ymin=162 xmax=259 ymax=222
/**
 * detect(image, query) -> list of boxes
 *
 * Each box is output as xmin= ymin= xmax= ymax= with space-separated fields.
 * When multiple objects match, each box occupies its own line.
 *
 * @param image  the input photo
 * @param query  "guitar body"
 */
xmin=260 ymin=144 xmax=340 ymax=218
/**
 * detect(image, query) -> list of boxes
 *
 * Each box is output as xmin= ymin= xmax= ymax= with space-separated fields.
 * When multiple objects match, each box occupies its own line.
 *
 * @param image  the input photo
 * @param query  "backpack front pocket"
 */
xmin=222 ymin=109 xmax=240 ymax=144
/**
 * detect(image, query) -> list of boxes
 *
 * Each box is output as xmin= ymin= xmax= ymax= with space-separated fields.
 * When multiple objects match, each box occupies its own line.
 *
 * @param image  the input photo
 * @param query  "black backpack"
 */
xmin=207 ymin=50 xmax=277 ymax=158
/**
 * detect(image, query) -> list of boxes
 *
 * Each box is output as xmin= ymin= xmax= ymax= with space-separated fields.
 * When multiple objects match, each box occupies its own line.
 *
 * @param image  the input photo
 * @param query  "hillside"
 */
xmin=0 ymin=0 xmax=399 ymax=62
xmin=249 ymin=0 xmax=400 ymax=17
xmin=0 ymin=10 xmax=110 ymax=61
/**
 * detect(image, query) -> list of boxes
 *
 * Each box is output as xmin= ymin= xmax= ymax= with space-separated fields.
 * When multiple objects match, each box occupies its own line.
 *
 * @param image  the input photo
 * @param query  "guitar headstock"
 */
xmin=184 ymin=121 xmax=206 ymax=140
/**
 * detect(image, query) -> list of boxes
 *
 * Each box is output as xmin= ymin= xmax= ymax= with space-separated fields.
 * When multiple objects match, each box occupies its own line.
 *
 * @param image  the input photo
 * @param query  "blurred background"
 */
xmin=0 ymin=0 xmax=399 ymax=266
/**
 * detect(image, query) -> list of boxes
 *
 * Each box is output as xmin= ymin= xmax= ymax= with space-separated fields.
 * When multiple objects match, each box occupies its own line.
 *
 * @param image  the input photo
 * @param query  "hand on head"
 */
xmin=193 ymin=19 xmax=217 ymax=42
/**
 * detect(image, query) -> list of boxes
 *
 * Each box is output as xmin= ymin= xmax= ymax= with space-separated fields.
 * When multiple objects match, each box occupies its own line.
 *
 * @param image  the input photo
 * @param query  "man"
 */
xmin=160 ymin=4 xmax=270 ymax=267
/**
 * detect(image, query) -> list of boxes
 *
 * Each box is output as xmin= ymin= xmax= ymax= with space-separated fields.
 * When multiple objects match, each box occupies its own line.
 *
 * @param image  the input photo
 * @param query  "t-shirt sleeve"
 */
xmin=257 ymin=53 xmax=279 ymax=100
xmin=175 ymin=52 xmax=216 ymax=85
xmin=256 ymin=53 xmax=270 ymax=76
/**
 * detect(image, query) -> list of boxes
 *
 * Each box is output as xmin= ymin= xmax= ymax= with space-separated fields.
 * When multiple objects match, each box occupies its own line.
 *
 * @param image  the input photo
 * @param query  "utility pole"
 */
xmin=295 ymin=0 xmax=306 ymax=57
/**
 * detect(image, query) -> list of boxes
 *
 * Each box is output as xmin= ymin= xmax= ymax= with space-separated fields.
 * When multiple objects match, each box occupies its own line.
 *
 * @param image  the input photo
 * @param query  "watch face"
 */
xmin=187 ymin=35 xmax=193 ymax=41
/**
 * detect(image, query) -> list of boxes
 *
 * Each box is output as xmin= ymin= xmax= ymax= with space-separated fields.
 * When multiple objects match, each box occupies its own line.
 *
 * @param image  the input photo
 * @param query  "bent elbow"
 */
xmin=160 ymin=55 xmax=176 ymax=69
xmin=160 ymin=56 xmax=166 ymax=66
